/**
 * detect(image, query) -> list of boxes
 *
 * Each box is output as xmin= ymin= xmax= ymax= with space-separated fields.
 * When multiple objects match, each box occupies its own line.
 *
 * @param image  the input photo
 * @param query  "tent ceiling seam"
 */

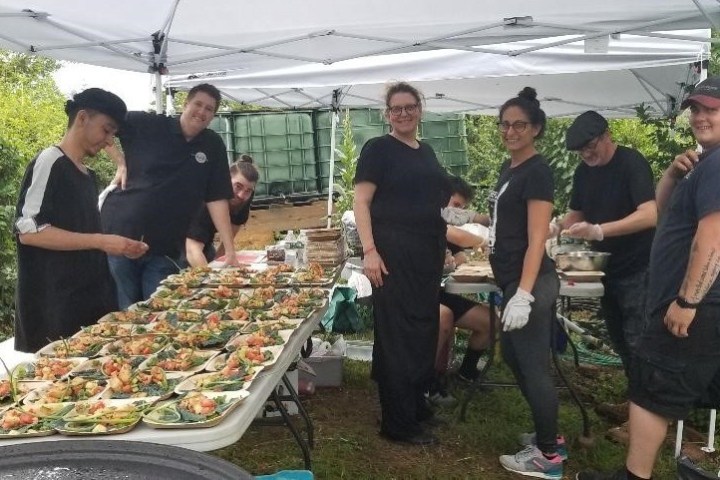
xmin=630 ymin=69 xmax=669 ymax=114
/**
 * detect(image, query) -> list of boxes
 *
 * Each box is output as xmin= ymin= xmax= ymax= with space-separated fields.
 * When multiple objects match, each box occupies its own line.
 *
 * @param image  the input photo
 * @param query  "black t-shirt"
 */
xmin=647 ymin=145 xmax=720 ymax=315
xmin=569 ymin=146 xmax=655 ymax=279
xmin=354 ymin=135 xmax=447 ymax=237
xmin=14 ymin=147 xmax=117 ymax=352
xmin=488 ymin=154 xmax=555 ymax=288
xmin=186 ymin=195 xmax=253 ymax=262
xmin=448 ymin=241 xmax=463 ymax=255
xmin=101 ymin=112 xmax=233 ymax=257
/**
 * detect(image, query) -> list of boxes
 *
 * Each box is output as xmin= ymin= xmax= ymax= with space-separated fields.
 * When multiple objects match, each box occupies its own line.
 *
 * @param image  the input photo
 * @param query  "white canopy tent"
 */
xmin=0 ymin=0 xmax=718 ymax=109
xmin=166 ymin=32 xmax=710 ymax=225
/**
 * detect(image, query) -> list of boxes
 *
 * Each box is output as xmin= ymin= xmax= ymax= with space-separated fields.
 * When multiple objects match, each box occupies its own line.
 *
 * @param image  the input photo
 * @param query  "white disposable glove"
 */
xmin=501 ymin=288 xmax=535 ymax=332
xmin=441 ymin=207 xmax=477 ymax=226
xmin=567 ymin=222 xmax=604 ymax=241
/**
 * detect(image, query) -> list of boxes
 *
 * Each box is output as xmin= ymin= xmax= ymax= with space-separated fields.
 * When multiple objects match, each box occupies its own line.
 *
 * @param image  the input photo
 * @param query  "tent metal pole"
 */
xmin=691 ymin=0 xmax=720 ymax=30
xmin=510 ymin=12 xmax=700 ymax=56
xmin=155 ymin=71 xmax=164 ymax=114
xmin=33 ymin=37 xmax=149 ymax=51
xmin=327 ymin=110 xmax=339 ymax=228
xmin=629 ymin=70 xmax=666 ymax=114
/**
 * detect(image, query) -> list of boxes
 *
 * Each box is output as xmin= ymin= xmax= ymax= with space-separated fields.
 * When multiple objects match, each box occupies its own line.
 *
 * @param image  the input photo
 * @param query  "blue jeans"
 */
xmin=107 ymin=254 xmax=179 ymax=309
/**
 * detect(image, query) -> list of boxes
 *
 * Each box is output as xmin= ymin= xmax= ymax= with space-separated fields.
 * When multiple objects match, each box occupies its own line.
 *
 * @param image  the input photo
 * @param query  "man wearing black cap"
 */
xmin=577 ymin=76 xmax=720 ymax=480
xmin=14 ymin=88 xmax=148 ymax=352
xmin=551 ymin=111 xmax=657 ymax=377
xmin=100 ymin=83 xmax=238 ymax=309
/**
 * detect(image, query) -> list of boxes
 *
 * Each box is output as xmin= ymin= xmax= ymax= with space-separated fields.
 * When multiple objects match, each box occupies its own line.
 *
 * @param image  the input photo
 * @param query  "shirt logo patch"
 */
xmin=194 ymin=152 xmax=208 ymax=164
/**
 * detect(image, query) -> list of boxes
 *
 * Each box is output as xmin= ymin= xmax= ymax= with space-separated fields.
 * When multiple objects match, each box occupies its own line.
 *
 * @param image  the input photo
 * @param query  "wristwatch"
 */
xmin=676 ymin=296 xmax=701 ymax=309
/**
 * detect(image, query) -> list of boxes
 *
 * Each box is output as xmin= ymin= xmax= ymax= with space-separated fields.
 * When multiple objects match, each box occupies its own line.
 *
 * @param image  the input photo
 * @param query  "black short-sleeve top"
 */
xmin=488 ymin=154 xmax=555 ymax=288
xmin=101 ymin=112 xmax=232 ymax=257
xmin=354 ymin=134 xmax=447 ymax=237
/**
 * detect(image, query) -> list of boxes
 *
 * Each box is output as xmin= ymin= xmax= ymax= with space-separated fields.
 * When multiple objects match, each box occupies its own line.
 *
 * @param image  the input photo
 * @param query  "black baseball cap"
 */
xmin=66 ymin=88 xmax=127 ymax=128
xmin=681 ymin=77 xmax=720 ymax=110
xmin=565 ymin=111 xmax=609 ymax=151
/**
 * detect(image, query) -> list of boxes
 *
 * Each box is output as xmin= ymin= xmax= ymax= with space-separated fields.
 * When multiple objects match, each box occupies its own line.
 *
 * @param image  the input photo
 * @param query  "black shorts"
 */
xmin=439 ymin=291 xmax=479 ymax=322
xmin=629 ymin=304 xmax=720 ymax=420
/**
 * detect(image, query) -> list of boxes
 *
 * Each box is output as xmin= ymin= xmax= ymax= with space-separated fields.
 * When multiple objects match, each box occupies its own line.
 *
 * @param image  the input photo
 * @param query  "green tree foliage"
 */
xmin=0 ymin=50 xmax=65 ymax=329
xmin=332 ymin=110 xmax=358 ymax=223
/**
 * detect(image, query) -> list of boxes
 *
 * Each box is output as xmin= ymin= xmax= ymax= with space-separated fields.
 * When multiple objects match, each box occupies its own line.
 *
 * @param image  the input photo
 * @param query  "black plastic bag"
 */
xmin=677 ymin=455 xmax=719 ymax=480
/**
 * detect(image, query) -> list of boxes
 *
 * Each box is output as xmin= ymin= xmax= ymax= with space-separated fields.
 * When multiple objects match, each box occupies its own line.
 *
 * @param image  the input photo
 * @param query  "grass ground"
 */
xmin=212 ymin=357 xmax=680 ymax=479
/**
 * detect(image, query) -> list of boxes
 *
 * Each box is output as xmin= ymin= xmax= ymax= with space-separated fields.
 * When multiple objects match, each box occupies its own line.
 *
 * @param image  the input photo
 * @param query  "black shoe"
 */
xmin=380 ymin=429 xmax=439 ymax=446
xmin=575 ymin=469 xmax=627 ymax=480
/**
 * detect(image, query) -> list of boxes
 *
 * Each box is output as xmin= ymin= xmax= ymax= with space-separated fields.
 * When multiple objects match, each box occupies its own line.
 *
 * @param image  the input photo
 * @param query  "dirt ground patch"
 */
xmin=235 ymin=201 xmax=329 ymax=250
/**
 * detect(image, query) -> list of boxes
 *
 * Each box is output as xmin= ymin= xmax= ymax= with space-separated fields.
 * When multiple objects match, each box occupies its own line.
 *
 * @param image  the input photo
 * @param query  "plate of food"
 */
xmin=97 ymin=310 xmax=159 ymax=325
xmin=139 ymin=347 xmax=219 ymax=373
xmin=226 ymin=329 xmax=293 ymax=351
xmin=55 ymin=398 xmax=154 ymax=436
xmin=105 ymin=366 xmax=186 ymax=400
xmin=100 ymin=335 xmax=169 ymax=357
xmin=0 ymin=403 xmax=75 ymax=438
xmin=130 ymin=296 xmax=182 ymax=312
xmin=205 ymin=307 xmax=251 ymax=322
xmin=72 ymin=323 xmax=148 ymax=339
xmin=154 ymin=309 xmax=206 ymax=323
xmin=0 ymin=379 xmax=43 ymax=408
xmin=161 ymin=267 xmax=211 ymax=288
xmin=70 ymin=355 xmax=145 ymax=379
xmin=12 ymin=357 xmax=85 ymax=382
xmin=205 ymin=345 xmax=281 ymax=372
xmin=174 ymin=365 xmax=262 ymax=393
xmin=37 ymin=336 xmax=109 ymax=358
xmin=143 ymin=390 xmax=249 ymax=429
xmin=240 ymin=318 xmax=302 ymax=334
xmin=23 ymin=377 xmax=106 ymax=405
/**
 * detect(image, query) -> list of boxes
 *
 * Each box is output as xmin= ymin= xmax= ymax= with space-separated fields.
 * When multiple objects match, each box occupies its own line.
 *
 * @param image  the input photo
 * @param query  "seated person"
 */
xmin=183 ymin=155 xmax=259 ymax=267
xmin=429 ymin=176 xmax=493 ymax=404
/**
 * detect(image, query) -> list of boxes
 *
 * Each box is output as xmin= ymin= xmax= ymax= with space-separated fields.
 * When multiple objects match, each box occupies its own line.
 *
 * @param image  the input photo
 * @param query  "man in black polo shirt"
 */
xmin=101 ymin=83 xmax=237 ymax=309
xmin=183 ymin=156 xmax=258 ymax=267
xmin=552 ymin=111 xmax=657 ymax=375
xmin=14 ymin=88 xmax=148 ymax=352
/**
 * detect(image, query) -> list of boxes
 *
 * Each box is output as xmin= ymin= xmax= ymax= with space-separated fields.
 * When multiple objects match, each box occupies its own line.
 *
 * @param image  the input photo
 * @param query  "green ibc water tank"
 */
xmin=231 ymin=111 xmax=317 ymax=197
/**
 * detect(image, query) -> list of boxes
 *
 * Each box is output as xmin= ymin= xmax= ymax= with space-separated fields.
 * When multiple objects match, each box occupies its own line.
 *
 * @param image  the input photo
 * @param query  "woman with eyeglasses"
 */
xmin=489 ymin=87 xmax=563 ymax=479
xmin=353 ymin=82 xmax=448 ymax=446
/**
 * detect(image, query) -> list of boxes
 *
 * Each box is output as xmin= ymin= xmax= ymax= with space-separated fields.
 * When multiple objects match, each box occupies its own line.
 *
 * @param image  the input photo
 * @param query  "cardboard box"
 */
xmin=298 ymin=355 xmax=344 ymax=387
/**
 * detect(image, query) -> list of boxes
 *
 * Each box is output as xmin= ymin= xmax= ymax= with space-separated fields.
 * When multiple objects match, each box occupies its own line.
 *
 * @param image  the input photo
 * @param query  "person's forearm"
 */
xmin=206 ymin=200 xmax=235 ymax=257
xmin=656 ymin=169 xmax=679 ymax=213
xmin=473 ymin=213 xmax=490 ymax=227
xmin=185 ymin=240 xmax=208 ymax=268
xmin=18 ymin=226 xmax=102 ymax=251
xmin=446 ymin=226 xmax=483 ymax=248
xmin=599 ymin=202 xmax=657 ymax=238
xmin=353 ymin=199 xmax=375 ymax=253
xmin=519 ymin=201 xmax=553 ymax=293
xmin=679 ymin=214 xmax=720 ymax=304
xmin=519 ymin=240 xmax=545 ymax=293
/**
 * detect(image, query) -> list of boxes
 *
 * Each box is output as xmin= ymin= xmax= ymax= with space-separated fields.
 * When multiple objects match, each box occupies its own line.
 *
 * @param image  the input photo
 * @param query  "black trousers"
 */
xmin=370 ymin=228 xmax=444 ymax=437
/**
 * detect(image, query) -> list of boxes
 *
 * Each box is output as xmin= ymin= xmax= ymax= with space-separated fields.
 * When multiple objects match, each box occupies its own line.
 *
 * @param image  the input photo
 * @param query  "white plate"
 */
xmin=11 ymin=358 xmax=86 ymax=382
xmin=103 ymin=371 xmax=188 ymax=401
xmin=56 ymin=398 xmax=156 ymax=436
xmin=142 ymin=390 xmax=249 ymax=429
xmin=23 ymin=378 xmax=107 ymax=405
xmin=174 ymin=367 xmax=263 ymax=394
xmin=37 ymin=338 xmax=109 ymax=358
xmin=205 ymin=345 xmax=282 ymax=372
xmin=70 ymin=356 xmax=145 ymax=378
xmin=225 ymin=329 xmax=293 ymax=351
xmin=138 ymin=348 xmax=220 ymax=374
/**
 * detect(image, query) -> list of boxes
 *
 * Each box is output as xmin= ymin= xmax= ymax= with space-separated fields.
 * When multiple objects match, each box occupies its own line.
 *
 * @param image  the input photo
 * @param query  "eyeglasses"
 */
xmin=388 ymin=104 xmax=419 ymax=116
xmin=578 ymin=136 xmax=602 ymax=154
xmin=497 ymin=121 xmax=530 ymax=133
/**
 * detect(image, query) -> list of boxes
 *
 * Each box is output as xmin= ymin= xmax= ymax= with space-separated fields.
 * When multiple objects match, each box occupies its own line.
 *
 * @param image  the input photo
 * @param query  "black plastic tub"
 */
xmin=0 ymin=440 xmax=254 ymax=479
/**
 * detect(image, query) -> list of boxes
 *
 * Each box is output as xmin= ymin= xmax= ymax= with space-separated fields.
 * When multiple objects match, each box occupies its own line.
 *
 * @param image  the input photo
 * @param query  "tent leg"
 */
xmin=326 ymin=111 xmax=338 ymax=228
xmin=155 ymin=71 xmax=164 ymax=114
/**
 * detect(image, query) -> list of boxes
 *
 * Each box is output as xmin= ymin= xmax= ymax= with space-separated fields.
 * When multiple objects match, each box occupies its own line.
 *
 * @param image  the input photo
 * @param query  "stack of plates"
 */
xmin=305 ymin=228 xmax=345 ymax=267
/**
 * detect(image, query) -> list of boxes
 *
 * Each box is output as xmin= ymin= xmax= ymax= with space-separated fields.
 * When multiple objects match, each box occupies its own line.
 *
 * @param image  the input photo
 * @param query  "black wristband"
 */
xmin=676 ymin=296 xmax=701 ymax=309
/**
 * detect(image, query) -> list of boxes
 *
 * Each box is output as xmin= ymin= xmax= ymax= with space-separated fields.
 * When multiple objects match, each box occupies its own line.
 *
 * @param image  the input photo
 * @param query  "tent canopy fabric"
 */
xmin=0 ymin=0 xmax=716 ymax=75
xmin=166 ymin=32 xmax=709 ymax=117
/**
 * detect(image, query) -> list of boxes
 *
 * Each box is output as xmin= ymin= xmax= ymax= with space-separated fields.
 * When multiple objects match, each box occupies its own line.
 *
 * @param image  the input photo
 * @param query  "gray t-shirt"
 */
xmin=647 ymin=145 xmax=720 ymax=315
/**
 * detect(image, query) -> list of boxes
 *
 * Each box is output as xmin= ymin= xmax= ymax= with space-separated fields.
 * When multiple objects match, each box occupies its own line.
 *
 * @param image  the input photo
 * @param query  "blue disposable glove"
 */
xmin=501 ymin=288 xmax=535 ymax=332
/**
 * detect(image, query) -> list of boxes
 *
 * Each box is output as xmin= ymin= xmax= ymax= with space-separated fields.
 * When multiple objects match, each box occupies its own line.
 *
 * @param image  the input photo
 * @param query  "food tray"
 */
xmin=70 ymin=356 xmax=145 ymax=379
xmin=37 ymin=337 xmax=109 ymax=358
xmin=225 ymin=329 xmax=293 ymax=351
xmin=205 ymin=345 xmax=283 ymax=372
xmin=560 ymin=271 xmax=605 ymax=282
xmin=174 ymin=367 xmax=262 ymax=394
xmin=23 ymin=377 xmax=106 ymax=405
xmin=142 ymin=390 xmax=249 ymax=429
xmin=11 ymin=358 xmax=86 ymax=382
xmin=55 ymin=398 xmax=155 ymax=436
xmin=0 ymin=403 xmax=75 ymax=438
xmin=138 ymin=348 xmax=220 ymax=374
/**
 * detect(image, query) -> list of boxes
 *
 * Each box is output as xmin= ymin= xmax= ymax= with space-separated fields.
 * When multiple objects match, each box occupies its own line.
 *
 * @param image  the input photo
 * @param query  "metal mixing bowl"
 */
xmin=555 ymin=251 xmax=611 ymax=271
